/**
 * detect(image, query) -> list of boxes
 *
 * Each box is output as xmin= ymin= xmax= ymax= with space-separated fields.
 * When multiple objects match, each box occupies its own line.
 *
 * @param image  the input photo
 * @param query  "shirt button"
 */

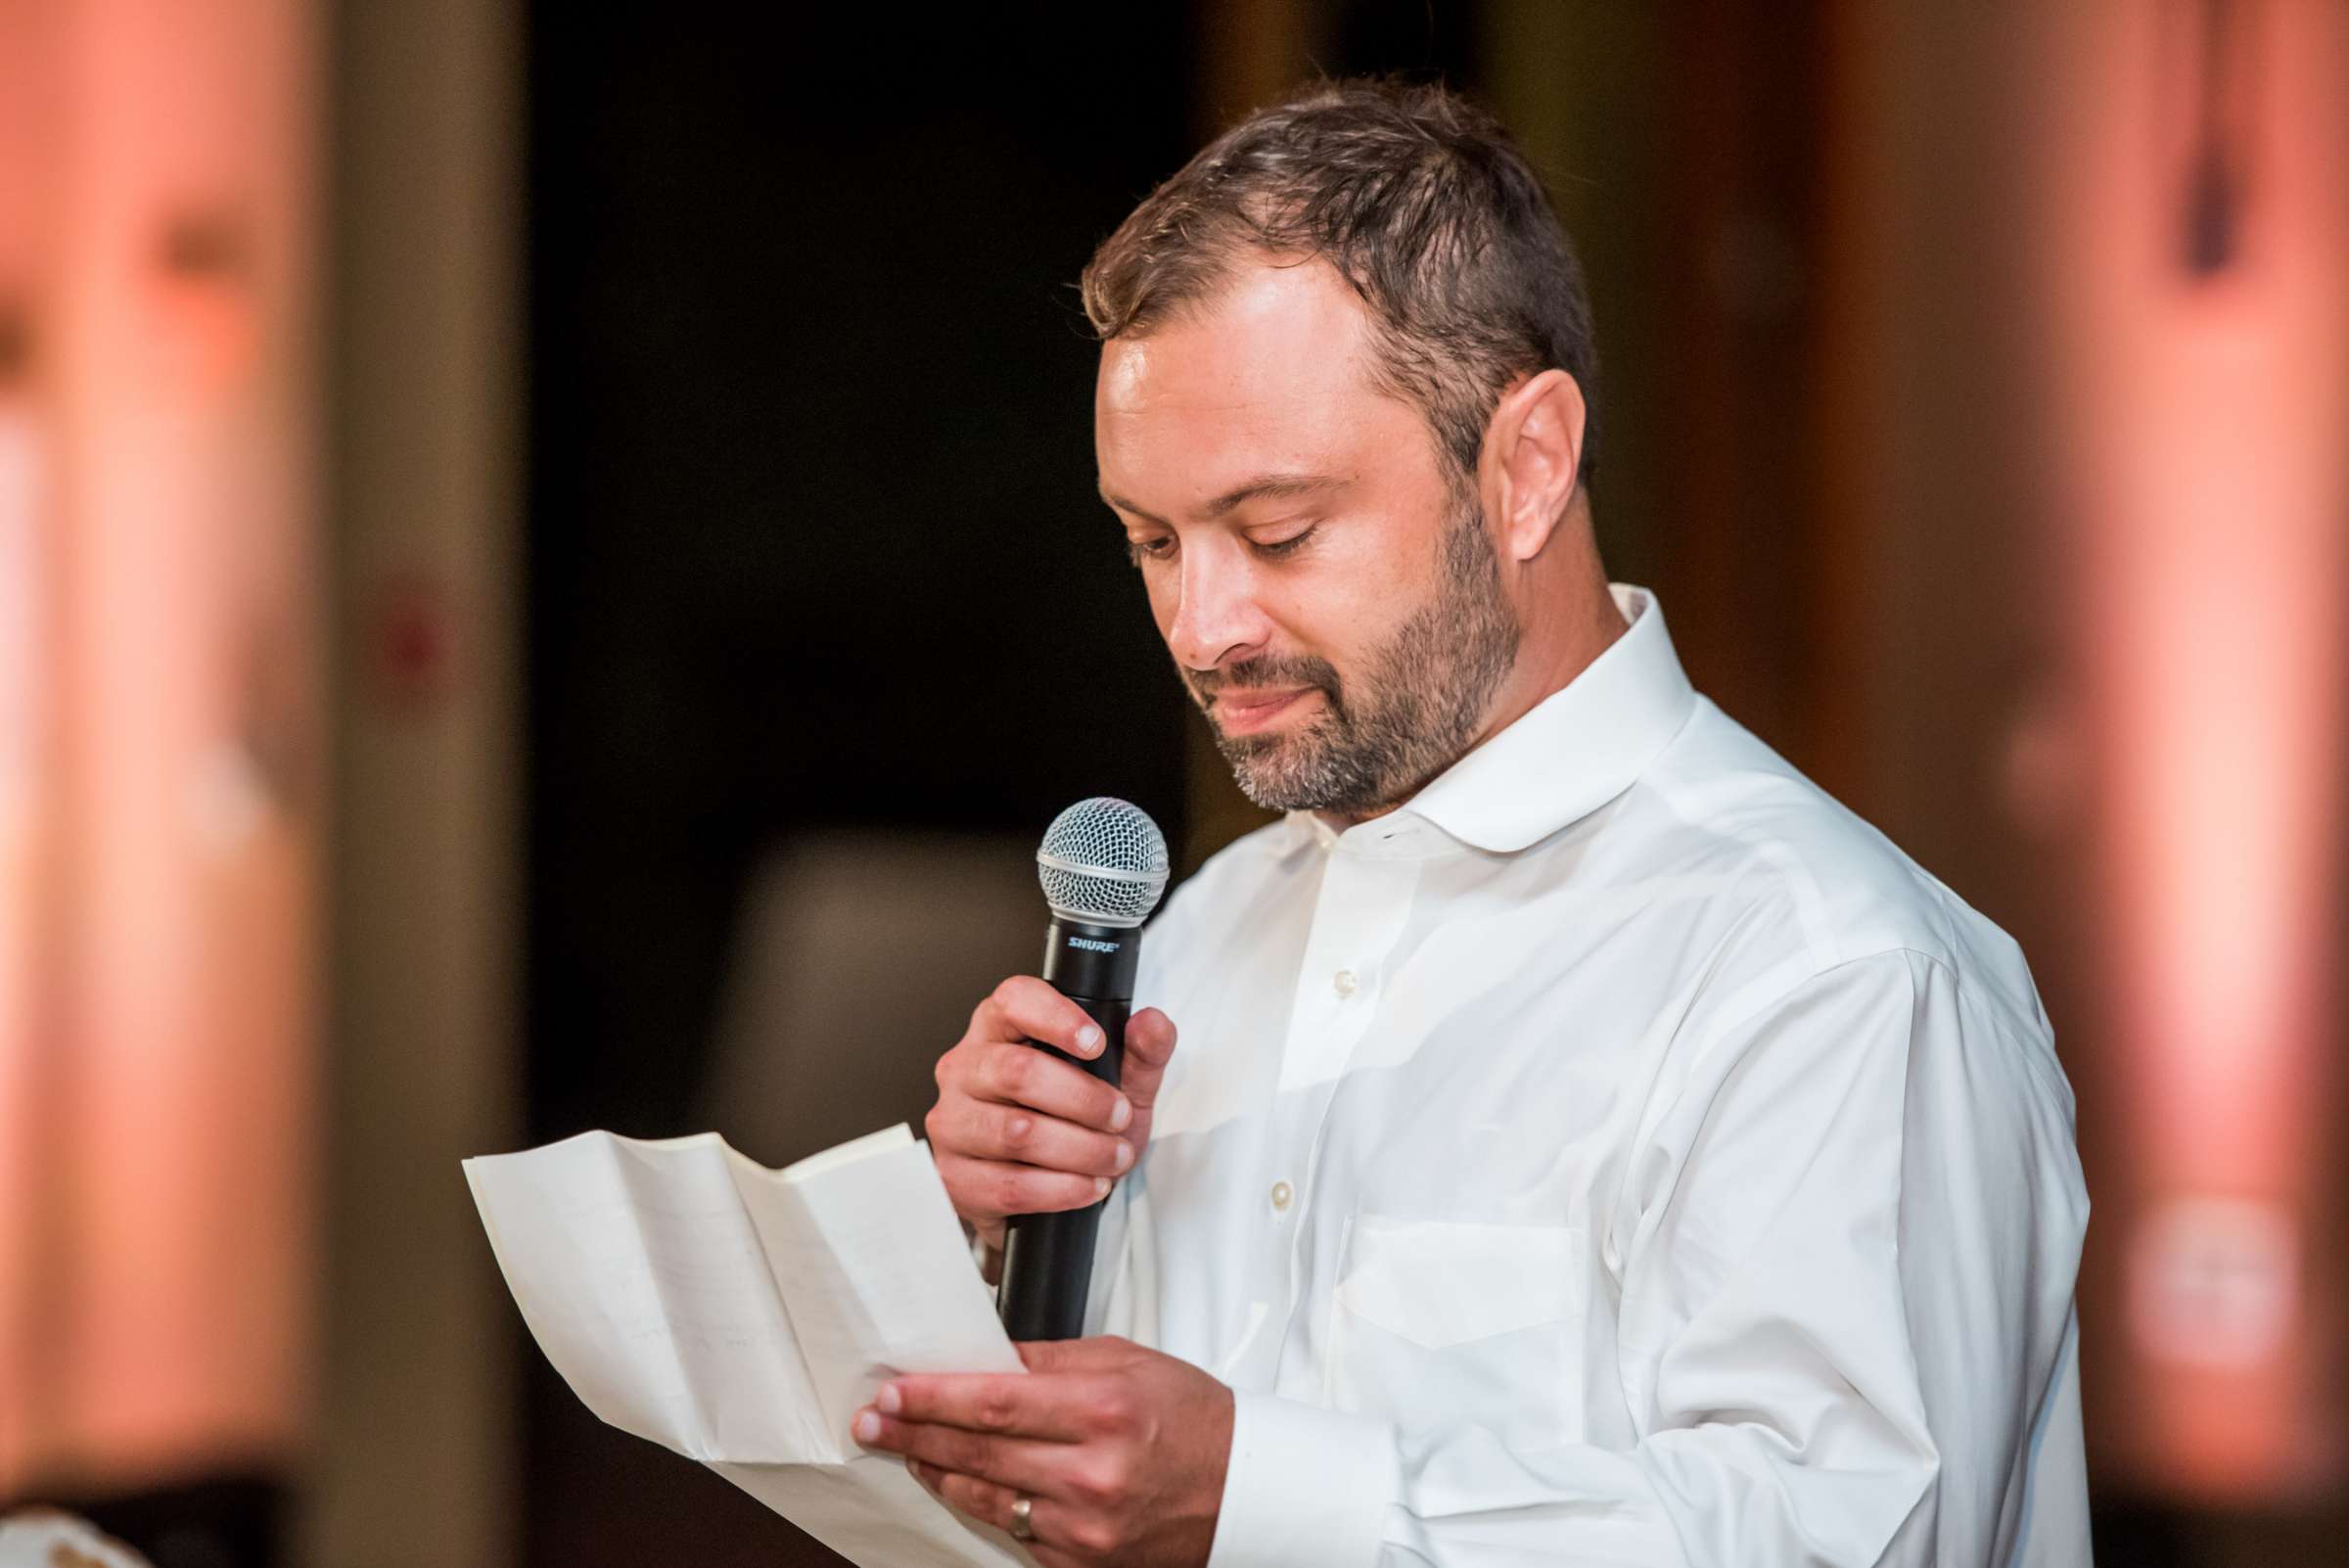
xmin=1333 ymin=969 xmax=1359 ymax=998
xmin=1269 ymin=1180 xmax=1294 ymax=1213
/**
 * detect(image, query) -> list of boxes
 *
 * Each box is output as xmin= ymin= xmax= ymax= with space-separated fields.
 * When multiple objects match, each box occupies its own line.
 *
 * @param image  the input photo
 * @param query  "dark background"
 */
xmin=525 ymin=7 xmax=1198 ymax=1148
xmin=523 ymin=9 xmax=1203 ymax=1561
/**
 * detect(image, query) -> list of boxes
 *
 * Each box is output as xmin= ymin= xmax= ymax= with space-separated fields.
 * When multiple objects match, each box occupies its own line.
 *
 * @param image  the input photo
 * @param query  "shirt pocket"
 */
xmin=1327 ymin=1213 xmax=1588 ymax=1452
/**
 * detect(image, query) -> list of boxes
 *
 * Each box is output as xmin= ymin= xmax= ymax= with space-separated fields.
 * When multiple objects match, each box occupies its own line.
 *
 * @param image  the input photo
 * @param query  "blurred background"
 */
xmin=0 ymin=0 xmax=2343 ymax=1564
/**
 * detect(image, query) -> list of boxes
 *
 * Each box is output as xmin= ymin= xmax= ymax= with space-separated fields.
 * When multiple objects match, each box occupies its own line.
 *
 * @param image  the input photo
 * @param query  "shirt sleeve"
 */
xmin=1205 ymin=947 xmax=2087 ymax=1568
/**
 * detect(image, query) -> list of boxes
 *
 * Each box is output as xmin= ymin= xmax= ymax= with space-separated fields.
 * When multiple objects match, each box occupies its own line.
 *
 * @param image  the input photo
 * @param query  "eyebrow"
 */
xmin=1099 ymin=471 xmax=1350 ymax=528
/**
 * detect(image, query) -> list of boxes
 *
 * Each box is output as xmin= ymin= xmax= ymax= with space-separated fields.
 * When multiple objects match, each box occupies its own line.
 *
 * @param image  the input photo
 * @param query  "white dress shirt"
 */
xmin=1083 ymin=582 xmax=2091 ymax=1567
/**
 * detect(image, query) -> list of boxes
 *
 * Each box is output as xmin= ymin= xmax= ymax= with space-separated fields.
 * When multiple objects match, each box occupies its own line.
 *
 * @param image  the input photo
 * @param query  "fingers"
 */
xmin=875 ymin=1371 xmax=1098 ymax=1443
xmin=933 ymin=1150 xmax=1107 ymax=1222
xmin=1119 ymin=1008 xmax=1178 ymax=1111
xmin=931 ymin=1038 xmax=1130 ymax=1229
xmin=971 ymin=1042 xmax=1129 ymax=1132
xmin=868 ymin=1353 xmax=1158 ymax=1563
xmin=931 ymin=977 xmax=1164 ymax=1238
xmin=855 ymin=1412 xmax=1070 ymax=1498
xmin=959 ymin=1100 xmax=1132 ymax=1178
xmin=983 ymin=976 xmax=1106 ymax=1060
xmin=908 ymin=1465 xmax=1051 ymax=1553
xmin=1124 ymin=1007 xmax=1178 ymax=1072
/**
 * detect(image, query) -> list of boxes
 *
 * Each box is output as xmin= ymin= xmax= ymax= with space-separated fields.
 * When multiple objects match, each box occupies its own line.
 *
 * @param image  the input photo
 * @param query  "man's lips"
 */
xmin=1211 ymin=687 xmax=1317 ymax=735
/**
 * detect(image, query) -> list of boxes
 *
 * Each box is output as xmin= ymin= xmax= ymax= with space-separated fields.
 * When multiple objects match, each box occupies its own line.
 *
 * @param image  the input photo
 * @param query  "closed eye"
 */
xmin=1252 ymin=525 xmax=1318 ymax=559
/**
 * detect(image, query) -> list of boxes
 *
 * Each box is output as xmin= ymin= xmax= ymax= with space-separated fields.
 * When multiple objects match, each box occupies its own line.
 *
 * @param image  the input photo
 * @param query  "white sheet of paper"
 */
xmin=464 ymin=1124 xmax=1033 ymax=1568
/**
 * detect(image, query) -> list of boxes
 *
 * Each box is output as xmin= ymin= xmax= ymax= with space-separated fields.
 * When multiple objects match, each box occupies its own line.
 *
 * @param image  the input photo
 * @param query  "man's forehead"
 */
xmin=1094 ymin=257 xmax=1404 ymax=507
xmin=1096 ymin=257 xmax=1370 ymax=419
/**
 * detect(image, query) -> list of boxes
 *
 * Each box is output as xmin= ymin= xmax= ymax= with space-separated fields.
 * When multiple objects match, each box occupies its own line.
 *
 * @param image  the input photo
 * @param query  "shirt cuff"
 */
xmin=1205 ymin=1393 xmax=1398 ymax=1568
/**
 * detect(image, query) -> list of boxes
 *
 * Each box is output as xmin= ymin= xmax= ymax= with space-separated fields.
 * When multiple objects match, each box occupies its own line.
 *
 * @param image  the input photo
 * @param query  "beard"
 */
xmin=1183 ymin=492 xmax=1522 ymax=817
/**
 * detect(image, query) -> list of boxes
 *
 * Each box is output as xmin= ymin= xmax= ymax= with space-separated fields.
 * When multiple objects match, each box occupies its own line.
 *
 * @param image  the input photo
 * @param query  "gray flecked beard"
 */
xmin=1184 ymin=497 xmax=1522 ymax=817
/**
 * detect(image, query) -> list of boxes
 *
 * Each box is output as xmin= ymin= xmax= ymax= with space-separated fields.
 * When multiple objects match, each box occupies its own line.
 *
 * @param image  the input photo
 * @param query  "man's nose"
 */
xmin=1165 ymin=540 xmax=1269 ymax=673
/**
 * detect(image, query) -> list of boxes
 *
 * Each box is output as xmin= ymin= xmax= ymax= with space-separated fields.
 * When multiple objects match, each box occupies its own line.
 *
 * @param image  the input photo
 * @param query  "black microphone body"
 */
xmin=997 ymin=913 xmax=1142 ymax=1341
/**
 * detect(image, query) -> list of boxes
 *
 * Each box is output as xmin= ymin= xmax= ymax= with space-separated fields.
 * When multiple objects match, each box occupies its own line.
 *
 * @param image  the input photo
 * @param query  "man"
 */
xmin=852 ymin=77 xmax=2090 ymax=1568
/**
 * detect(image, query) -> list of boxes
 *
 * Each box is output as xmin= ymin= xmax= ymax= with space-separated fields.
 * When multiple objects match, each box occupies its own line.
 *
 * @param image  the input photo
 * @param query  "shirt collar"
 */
xmin=1280 ymin=582 xmax=1698 ymax=857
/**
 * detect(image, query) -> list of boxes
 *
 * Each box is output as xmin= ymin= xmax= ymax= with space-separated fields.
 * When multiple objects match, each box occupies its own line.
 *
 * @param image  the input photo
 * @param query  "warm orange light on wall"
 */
xmin=0 ymin=0 xmax=318 ymax=1501
xmin=2042 ymin=0 xmax=2349 ymax=1501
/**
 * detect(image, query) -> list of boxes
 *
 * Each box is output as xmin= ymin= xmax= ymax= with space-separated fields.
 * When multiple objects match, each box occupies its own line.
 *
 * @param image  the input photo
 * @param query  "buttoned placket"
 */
xmin=1258 ymin=816 xmax=1431 ymax=1398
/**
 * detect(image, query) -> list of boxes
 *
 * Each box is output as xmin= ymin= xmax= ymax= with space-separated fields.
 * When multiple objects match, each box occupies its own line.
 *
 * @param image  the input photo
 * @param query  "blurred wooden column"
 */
xmin=305 ymin=0 xmax=522 ymax=1562
xmin=0 ymin=0 xmax=67 ymax=1496
xmin=2026 ymin=0 xmax=2349 ymax=1514
xmin=0 ymin=0 xmax=322 ymax=1503
xmin=1818 ymin=0 xmax=2349 ymax=1538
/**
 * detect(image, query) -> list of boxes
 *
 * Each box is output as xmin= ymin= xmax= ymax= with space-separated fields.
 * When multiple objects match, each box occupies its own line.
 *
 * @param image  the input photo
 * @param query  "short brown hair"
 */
xmin=1080 ymin=73 xmax=1600 ymax=497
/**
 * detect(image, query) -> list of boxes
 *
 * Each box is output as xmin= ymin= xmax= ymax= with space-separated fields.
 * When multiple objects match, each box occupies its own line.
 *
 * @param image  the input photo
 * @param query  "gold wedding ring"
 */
xmin=1010 ymin=1494 xmax=1036 ymax=1542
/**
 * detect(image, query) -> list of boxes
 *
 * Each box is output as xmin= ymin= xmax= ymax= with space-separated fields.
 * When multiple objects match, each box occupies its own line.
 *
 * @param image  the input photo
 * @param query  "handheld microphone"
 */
xmin=996 ymin=797 xmax=1170 ymax=1341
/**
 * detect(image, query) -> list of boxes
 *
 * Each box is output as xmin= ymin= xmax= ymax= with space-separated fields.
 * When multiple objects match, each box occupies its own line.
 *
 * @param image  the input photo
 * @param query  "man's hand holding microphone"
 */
xmin=926 ymin=976 xmax=1177 ymax=1278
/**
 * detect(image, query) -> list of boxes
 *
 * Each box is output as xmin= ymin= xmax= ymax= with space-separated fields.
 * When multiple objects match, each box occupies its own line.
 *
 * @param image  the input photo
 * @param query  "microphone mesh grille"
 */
xmin=1036 ymin=797 xmax=1170 ymax=927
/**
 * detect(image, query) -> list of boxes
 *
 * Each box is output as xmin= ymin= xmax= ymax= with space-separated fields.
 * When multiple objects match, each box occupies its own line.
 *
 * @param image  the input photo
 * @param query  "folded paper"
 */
xmin=464 ymin=1124 xmax=1032 ymax=1568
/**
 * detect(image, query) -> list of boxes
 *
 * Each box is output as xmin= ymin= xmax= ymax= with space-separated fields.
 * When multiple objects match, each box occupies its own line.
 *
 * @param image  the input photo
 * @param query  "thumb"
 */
xmin=1120 ymin=1008 xmax=1178 ymax=1105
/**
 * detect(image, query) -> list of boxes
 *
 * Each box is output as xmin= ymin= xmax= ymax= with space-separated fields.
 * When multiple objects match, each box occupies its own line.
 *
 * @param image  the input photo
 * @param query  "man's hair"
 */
xmin=1080 ymin=74 xmax=1601 ymax=498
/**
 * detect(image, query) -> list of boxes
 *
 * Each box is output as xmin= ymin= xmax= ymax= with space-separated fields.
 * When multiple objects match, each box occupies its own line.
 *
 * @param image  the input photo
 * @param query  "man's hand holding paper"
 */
xmin=852 ymin=1334 xmax=1231 ymax=1568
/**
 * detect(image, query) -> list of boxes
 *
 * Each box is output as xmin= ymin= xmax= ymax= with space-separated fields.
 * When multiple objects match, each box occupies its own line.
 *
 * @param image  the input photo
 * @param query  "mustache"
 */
xmin=1184 ymin=654 xmax=1342 ymax=702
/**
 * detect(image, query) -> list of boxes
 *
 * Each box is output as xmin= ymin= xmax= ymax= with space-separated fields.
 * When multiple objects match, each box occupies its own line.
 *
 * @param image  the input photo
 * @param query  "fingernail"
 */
xmin=1094 ymin=1176 xmax=1111 ymax=1198
xmin=877 ymin=1382 xmax=901 ymax=1414
xmin=1110 ymin=1096 xmax=1132 ymax=1130
xmin=853 ymin=1410 xmax=882 ymax=1443
xmin=1114 ymin=1140 xmax=1134 ymax=1172
xmin=1077 ymin=1024 xmax=1103 ymax=1054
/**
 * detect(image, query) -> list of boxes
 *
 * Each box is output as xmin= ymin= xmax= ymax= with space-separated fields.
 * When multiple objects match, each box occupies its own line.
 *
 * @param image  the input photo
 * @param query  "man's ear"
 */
xmin=1479 ymin=369 xmax=1587 ymax=563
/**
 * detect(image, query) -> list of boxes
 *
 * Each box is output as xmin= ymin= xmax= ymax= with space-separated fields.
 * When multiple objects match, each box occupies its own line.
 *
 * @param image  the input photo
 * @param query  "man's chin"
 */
xmin=1218 ymin=741 xmax=1338 ymax=814
xmin=1228 ymin=770 xmax=1313 ymax=813
xmin=1201 ymin=706 xmax=1367 ymax=812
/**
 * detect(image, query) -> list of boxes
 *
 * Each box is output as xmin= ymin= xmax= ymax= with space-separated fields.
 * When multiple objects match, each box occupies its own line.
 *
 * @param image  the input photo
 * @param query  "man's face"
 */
xmin=1095 ymin=255 xmax=1521 ymax=816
